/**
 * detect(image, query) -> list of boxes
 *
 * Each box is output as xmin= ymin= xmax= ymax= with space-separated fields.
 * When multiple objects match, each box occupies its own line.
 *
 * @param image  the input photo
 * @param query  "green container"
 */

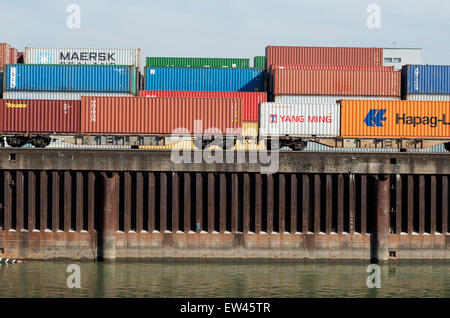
xmin=146 ymin=57 xmax=250 ymax=68
xmin=253 ymin=56 xmax=266 ymax=69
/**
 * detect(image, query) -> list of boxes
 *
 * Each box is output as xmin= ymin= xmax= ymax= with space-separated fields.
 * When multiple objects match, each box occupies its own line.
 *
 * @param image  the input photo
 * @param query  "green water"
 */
xmin=0 ymin=260 xmax=449 ymax=298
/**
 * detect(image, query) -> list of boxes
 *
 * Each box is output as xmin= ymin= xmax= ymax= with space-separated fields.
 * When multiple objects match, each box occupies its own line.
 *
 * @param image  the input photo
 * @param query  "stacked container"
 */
xmin=402 ymin=65 xmax=450 ymax=101
xmin=5 ymin=48 xmax=141 ymax=100
xmin=144 ymin=55 xmax=268 ymax=142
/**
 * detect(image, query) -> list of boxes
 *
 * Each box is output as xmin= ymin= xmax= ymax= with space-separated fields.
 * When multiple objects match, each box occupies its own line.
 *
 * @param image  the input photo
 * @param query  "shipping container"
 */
xmin=270 ymin=64 xmax=394 ymax=71
xmin=266 ymin=46 xmax=383 ymax=69
xmin=340 ymin=100 xmax=450 ymax=138
xmin=144 ymin=67 xmax=264 ymax=92
xmin=9 ymin=48 xmax=18 ymax=64
xmin=4 ymin=64 xmax=138 ymax=94
xmin=275 ymin=95 xmax=400 ymax=104
xmin=25 ymin=47 xmax=141 ymax=67
xmin=272 ymin=69 xmax=400 ymax=97
xmin=405 ymin=94 xmax=450 ymax=101
xmin=259 ymin=102 xmax=340 ymax=137
xmin=81 ymin=97 xmax=242 ymax=135
xmin=139 ymin=90 xmax=267 ymax=122
xmin=3 ymin=91 xmax=135 ymax=100
xmin=0 ymin=99 xmax=80 ymax=133
xmin=0 ymin=43 xmax=11 ymax=68
xmin=146 ymin=57 xmax=249 ymax=68
xmin=253 ymin=56 xmax=265 ymax=69
xmin=402 ymin=65 xmax=450 ymax=95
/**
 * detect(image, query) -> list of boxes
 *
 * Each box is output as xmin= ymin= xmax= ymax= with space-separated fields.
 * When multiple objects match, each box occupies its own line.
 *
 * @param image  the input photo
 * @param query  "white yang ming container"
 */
xmin=259 ymin=102 xmax=340 ymax=138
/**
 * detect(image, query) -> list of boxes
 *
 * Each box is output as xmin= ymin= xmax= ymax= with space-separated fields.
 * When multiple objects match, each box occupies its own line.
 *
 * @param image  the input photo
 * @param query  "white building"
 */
xmin=382 ymin=48 xmax=422 ymax=70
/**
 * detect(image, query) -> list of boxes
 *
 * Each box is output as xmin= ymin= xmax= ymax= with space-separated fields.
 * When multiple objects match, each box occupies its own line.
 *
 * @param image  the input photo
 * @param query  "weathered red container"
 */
xmin=266 ymin=46 xmax=383 ymax=69
xmin=0 ymin=99 xmax=80 ymax=133
xmin=0 ymin=43 xmax=11 ymax=68
xmin=270 ymin=64 xmax=394 ymax=71
xmin=138 ymin=90 xmax=267 ymax=122
xmin=9 ymin=47 xmax=18 ymax=64
xmin=273 ymin=69 xmax=401 ymax=97
xmin=81 ymin=97 xmax=242 ymax=135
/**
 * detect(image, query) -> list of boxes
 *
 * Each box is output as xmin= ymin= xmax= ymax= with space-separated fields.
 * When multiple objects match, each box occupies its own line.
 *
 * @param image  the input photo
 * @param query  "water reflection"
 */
xmin=0 ymin=260 xmax=449 ymax=298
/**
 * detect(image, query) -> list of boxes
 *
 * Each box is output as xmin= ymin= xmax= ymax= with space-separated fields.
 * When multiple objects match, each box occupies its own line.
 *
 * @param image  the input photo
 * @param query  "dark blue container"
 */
xmin=402 ymin=65 xmax=450 ymax=95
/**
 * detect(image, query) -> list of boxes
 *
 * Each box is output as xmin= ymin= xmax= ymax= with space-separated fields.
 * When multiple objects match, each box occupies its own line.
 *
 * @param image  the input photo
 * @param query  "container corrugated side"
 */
xmin=402 ymin=65 xmax=450 ymax=95
xmin=259 ymin=102 xmax=339 ymax=137
xmin=144 ymin=67 xmax=264 ymax=92
xmin=1 ymin=99 xmax=80 ymax=133
xmin=81 ymin=97 xmax=242 ymax=135
xmin=146 ymin=57 xmax=249 ymax=68
xmin=405 ymin=95 xmax=450 ymax=101
xmin=9 ymin=48 xmax=18 ymax=64
xmin=273 ymin=69 xmax=400 ymax=97
xmin=253 ymin=56 xmax=265 ymax=69
xmin=275 ymin=95 xmax=401 ymax=104
xmin=139 ymin=90 xmax=267 ymax=122
xmin=3 ymin=91 xmax=135 ymax=100
xmin=25 ymin=47 xmax=141 ymax=67
xmin=266 ymin=46 xmax=383 ymax=69
xmin=0 ymin=43 xmax=11 ymax=68
xmin=4 ymin=64 xmax=137 ymax=94
xmin=340 ymin=100 xmax=450 ymax=138
xmin=270 ymin=65 xmax=393 ymax=71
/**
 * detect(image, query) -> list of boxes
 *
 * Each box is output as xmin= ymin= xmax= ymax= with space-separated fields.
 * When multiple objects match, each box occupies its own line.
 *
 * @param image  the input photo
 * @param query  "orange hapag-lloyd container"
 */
xmin=81 ymin=96 xmax=242 ymax=136
xmin=340 ymin=100 xmax=450 ymax=138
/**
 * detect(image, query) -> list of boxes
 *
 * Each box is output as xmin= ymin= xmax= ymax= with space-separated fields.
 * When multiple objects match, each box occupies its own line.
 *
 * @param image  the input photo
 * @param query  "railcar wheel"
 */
xmin=6 ymin=137 xmax=26 ymax=148
xmin=445 ymin=142 xmax=450 ymax=152
xmin=292 ymin=140 xmax=308 ymax=151
xmin=31 ymin=137 xmax=51 ymax=148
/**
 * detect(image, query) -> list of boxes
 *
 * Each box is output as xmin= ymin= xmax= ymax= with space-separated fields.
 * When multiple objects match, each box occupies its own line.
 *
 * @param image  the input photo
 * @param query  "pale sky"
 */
xmin=1 ymin=0 xmax=449 ymax=64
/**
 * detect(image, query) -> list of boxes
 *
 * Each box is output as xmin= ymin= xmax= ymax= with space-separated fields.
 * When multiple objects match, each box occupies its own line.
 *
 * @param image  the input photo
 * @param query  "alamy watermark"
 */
xmin=66 ymin=4 xmax=81 ymax=29
xmin=169 ymin=122 xmax=280 ymax=174
xmin=366 ymin=4 xmax=381 ymax=29
xmin=66 ymin=264 xmax=81 ymax=288
xmin=366 ymin=264 xmax=381 ymax=288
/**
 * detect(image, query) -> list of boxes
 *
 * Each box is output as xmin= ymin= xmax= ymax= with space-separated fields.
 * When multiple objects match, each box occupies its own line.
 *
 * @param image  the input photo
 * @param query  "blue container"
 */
xmin=402 ymin=65 xmax=450 ymax=95
xmin=144 ymin=67 xmax=265 ymax=92
xmin=4 ymin=64 xmax=137 ymax=94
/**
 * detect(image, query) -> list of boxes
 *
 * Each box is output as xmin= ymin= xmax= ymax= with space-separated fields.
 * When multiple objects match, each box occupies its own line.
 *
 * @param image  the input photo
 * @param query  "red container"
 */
xmin=81 ymin=97 xmax=242 ymax=135
xmin=266 ymin=46 xmax=383 ymax=69
xmin=0 ymin=99 xmax=80 ymax=133
xmin=139 ymin=90 xmax=267 ymax=122
xmin=270 ymin=64 xmax=394 ymax=71
xmin=273 ymin=69 xmax=401 ymax=97
xmin=0 ymin=43 xmax=11 ymax=68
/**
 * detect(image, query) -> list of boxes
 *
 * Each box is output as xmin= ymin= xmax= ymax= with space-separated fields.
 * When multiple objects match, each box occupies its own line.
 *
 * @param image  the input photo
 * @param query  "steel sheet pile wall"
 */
xmin=146 ymin=57 xmax=249 ymax=68
xmin=272 ymin=68 xmax=401 ymax=96
xmin=139 ymin=90 xmax=267 ymax=122
xmin=266 ymin=46 xmax=383 ymax=68
xmin=144 ymin=67 xmax=264 ymax=92
xmin=340 ymin=100 xmax=450 ymax=138
xmin=81 ymin=97 xmax=242 ymax=135
xmin=403 ymin=65 xmax=450 ymax=101
xmin=25 ymin=48 xmax=141 ymax=67
xmin=259 ymin=102 xmax=340 ymax=137
xmin=4 ymin=64 xmax=137 ymax=94
xmin=0 ymin=99 xmax=80 ymax=133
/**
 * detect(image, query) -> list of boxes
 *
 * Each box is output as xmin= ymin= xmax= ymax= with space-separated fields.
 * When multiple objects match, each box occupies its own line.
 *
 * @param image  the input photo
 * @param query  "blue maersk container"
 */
xmin=402 ymin=65 xmax=450 ymax=95
xmin=4 ymin=64 xmax=137 ymax=94
xmin=144 ymin=67 xmax=265 ymax=92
